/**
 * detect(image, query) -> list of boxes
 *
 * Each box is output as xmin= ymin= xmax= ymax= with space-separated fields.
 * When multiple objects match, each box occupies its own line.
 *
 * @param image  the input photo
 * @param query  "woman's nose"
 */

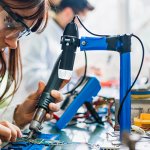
xmin=4 ymin=38 xmax=18 ymax=49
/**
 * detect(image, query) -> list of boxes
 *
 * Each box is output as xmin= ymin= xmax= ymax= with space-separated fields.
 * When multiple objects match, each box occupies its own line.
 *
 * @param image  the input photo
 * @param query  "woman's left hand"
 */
xmin=13 ymin=81 xmax=63 ymax=128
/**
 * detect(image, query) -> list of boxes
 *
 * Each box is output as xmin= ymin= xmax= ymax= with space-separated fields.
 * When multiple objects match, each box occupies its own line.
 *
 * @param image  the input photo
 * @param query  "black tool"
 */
xmin=28 ymin=17 xmax=79 ymax=139
xmin=58 ymin=16 xmax=80 ymax=79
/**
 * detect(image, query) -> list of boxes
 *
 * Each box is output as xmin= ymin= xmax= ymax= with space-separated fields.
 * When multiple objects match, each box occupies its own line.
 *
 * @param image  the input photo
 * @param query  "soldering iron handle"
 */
xmin=37 ymin=53 xmax=63 ymax=112
xmin=28 ymin=54 xmax=64 ymax=135
xmin=44 ymin=53 xmax=63 ymax=92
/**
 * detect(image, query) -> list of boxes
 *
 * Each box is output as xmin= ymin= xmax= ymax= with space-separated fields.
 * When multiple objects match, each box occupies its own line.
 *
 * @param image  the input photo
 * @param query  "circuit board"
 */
xmin=2 ymin=132 xmax=60 ymax=150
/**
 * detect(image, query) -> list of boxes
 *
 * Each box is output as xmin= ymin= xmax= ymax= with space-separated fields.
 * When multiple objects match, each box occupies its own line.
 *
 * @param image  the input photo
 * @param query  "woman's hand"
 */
xmin=14 ymin=81 xmax=64 ymax=128
xmin=0 ymin=121 xmax=22 ymax=145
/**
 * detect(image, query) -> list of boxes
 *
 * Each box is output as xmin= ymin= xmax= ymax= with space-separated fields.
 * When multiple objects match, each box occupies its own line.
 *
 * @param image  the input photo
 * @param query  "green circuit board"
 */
xmin=16 ymin=137 xmax=65 ymax=146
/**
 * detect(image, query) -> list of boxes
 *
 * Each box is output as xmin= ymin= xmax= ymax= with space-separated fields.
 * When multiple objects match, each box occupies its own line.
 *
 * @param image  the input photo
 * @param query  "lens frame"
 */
xmin=0 ymin=1 xmax=31 ymax=38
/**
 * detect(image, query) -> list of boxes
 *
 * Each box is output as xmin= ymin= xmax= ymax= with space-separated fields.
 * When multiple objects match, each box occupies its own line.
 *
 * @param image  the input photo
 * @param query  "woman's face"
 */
xmin=0 ymin=1 xmax=38 ymax=49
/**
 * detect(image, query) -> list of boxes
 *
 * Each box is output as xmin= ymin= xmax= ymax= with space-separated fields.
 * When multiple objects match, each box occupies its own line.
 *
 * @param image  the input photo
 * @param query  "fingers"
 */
xmin=46 ymin=90 xmax=62 ymax=120
xmin=0 ymin=139 xmax=2 ymax=145
xmin=11 ymin=125 xmax=22 ymax=139
xmin=48 ymin=103 xmax=59 ymax=112
xmin=46 ymin=90 xmax=63 ymax=121
xmin=0 ymin=124 xmax=11 ymax=141
xmin=51 ymin=90 xmax=63 ymax=103
xmin=27 ymin=81 xmax=45 ymax=100
xmin=37 ymin=81 xmax=45 ymax=94
xmin=0 ymin=121 xmax=22 ymax=142
xmin=27 ymin=83 xmax=63 ymax=104
xmin=45 ymin=113 xmax=53 ymax=121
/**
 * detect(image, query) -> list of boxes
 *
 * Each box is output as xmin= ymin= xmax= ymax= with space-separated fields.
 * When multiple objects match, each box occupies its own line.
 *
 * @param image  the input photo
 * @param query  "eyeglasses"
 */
xmin=0 ymin=1 xmax=31 ymax=39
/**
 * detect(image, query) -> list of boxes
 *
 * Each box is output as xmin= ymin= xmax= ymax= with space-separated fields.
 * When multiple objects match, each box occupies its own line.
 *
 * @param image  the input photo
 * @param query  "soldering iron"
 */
xmin=28 ymin=17 xmax=80 ymax=139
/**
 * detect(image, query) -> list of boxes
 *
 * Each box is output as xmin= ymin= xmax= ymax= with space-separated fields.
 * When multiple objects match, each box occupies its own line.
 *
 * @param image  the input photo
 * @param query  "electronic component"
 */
xmin=2 ymin=133 xmax=60 ymax=150
xmin=131 ymin=89 xmax=150 ymax=99
xmin=131 ymin=125 xmax=145 ymax=134
xmin=146 ymin=131 xmax=150 ymax=137
xmin=1 ymin=134 xmax=121 ymax=150
xmin=134 ymin=113 xmax=150 ymax=129
xmin=100 ymin=143 xmax=120 ymax=150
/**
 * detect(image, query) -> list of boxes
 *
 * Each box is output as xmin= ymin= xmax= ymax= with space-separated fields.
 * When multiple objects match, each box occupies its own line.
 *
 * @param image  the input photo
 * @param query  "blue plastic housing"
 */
xmin=56 ymin=77 xmax=101 ymax=130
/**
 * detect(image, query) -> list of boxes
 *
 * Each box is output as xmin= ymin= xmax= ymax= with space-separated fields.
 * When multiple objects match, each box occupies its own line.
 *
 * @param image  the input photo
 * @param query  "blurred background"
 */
xmin=73 ymin=0 xmax=150 ymax=83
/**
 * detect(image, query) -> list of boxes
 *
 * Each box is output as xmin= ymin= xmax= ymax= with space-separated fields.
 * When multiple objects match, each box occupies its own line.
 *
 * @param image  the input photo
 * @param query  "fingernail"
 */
xmin=38 ymin=81 xmax=42 ymax=86
xmin=51 ymin=90 xmax=58 ymax=96
xmin=37 ymin=82 xmax=42 ymax=92
xmin=37 ymin=81 xmax=45 ymax=93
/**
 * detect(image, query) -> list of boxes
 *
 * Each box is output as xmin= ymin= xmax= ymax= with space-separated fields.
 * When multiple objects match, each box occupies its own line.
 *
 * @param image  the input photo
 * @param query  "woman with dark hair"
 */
xmin=0 ymin=0 xmax=63 ymax=145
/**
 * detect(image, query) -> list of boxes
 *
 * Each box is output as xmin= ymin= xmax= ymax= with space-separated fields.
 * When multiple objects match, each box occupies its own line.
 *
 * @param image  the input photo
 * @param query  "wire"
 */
xmin=68 ymin=120 xmax=97 ymax=126
xmin=64 ymin=15 xmax=108 ymax=95
xmin=64 ymin=15 xmax=107 ymax=95
xmin=117 ymin=34 xmax=145 ymax=124
xmin=75 ymin=16 xmax=145 ymax=125
xmin=64 ymin=16 xmax=144 ymax=126
xmin=76 ymin=15 xmax=109 ymax=37
xmin=64 ymin=51 xmax=87 ymax=94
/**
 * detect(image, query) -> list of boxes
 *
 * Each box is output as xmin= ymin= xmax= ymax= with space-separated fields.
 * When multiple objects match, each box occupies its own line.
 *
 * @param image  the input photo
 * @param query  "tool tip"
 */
xmin=28 ymin=130 xmax=34 ymax=139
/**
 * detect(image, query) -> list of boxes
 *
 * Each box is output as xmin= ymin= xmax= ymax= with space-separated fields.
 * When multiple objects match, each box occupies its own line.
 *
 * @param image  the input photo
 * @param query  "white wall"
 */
xmin=74 ymin=0 xmax=150 ymax=80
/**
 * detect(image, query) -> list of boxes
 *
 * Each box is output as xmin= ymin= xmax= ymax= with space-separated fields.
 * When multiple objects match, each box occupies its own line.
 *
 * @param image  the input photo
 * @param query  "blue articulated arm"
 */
xmin=80 ymin=34 xmax=132 ymax=139
xmin=80 ymin=34 xmax=131 ymax=53
xmin=56 ymin=77 xmax=101 ymax=130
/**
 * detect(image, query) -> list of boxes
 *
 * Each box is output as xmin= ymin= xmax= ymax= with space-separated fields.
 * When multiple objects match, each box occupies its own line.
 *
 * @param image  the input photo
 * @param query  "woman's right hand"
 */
xmin=0 ymin=121 xmax=22 ymax=145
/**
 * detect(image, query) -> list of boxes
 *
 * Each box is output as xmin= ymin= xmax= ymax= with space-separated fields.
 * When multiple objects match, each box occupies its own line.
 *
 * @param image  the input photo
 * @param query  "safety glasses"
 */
xmin=0 ymin=1 xmax=31 ymax=39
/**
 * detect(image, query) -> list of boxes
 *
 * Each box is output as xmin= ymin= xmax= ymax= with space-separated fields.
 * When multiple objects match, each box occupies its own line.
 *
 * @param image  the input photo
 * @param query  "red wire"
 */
xmin=74 ymin=112 xmax=90 ymax=119
xmin=53 ymin=113 xmax=60 ymax=120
